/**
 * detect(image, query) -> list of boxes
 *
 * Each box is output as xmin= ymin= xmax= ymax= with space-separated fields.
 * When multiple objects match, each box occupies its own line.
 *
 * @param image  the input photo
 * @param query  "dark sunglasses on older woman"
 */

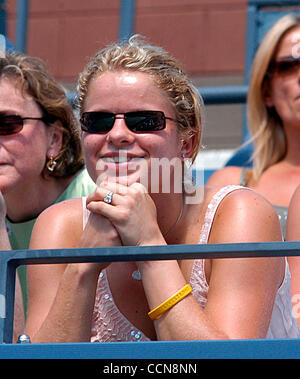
xmin=268 ymin=56 xmax=300 ymax=78
xmin=0 ymin=114 xmax=53 ymax=135
xmin=80 ymin=110 xmax=176 ymax=133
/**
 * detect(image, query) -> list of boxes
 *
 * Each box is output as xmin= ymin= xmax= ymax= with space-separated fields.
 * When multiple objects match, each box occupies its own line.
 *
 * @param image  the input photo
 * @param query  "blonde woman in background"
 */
xmin=208 ymin=14 xmax=300 ymax=329
xmin=207 ymin=14 xmax=300 ymax=240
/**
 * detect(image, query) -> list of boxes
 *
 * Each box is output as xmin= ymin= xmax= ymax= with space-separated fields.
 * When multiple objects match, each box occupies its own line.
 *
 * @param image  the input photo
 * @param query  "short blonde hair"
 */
xmin=77 ymin=35 xmax=204 ymax=162
xmin=0 ymin=51 xmax=84 ymax=177
xmin=248 ymin=14 xmax=300 ymax=181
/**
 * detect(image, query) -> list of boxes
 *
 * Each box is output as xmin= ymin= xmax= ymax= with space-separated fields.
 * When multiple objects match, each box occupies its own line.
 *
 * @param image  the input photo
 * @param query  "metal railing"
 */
xmin=1 ymin=242 xmax=300 ymax=358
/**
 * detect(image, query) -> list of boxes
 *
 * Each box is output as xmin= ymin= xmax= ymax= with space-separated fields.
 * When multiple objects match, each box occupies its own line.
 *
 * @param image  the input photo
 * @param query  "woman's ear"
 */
xmin=180 ymin=135 xmax=195 ymax=159
xmin=46 ymin=121 xmax=64 ymax=159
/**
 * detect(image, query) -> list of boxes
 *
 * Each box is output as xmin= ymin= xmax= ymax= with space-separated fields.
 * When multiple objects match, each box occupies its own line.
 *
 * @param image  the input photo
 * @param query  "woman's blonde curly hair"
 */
xmin=76 ymin=35 xmax=204 ymax=163
xmin=0 ymin=50 xmax=84 ymax=177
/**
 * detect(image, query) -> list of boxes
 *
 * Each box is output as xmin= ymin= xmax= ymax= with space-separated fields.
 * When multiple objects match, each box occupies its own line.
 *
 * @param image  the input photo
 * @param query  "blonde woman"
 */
xmin=207 ymin=14 xmax=300 ymax=240
xmin=25 ymin=36 xmax=299 ymax=343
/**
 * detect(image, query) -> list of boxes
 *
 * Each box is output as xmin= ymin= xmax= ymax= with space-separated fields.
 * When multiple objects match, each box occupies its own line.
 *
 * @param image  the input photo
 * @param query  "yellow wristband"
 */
xmin=148 ymin=284 xmax=192 ymax=321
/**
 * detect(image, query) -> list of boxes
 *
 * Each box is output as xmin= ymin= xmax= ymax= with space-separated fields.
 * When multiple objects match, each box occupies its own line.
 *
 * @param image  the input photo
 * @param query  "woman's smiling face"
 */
xmin=82 ymin=71 xmax=188 ymax=191
xmin=0 ymin=77 xmax=58 ymax=193
xmin=267 ymin=26 xmax=300 ymax=129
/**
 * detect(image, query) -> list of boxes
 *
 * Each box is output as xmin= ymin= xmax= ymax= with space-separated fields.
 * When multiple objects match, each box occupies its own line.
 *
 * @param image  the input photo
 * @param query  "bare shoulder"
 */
xmin=30 ymin=198 xmax=84 ymax=249
xmin=287 ymin=184 xmax=300 ymax=221
xmin=286 ymin=185 xmax=300 ymax=241
xmin=208 ymin=187 xmax=282 ymax=243
xmin=289 ymin=184 xmax=300 ymax=208
xmin=206 ymin=166 xmax=243 ymax=187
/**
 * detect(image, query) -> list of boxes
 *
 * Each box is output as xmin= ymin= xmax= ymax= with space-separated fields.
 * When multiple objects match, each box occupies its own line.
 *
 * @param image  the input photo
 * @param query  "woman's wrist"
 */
xmin=137 ymin=259 xmax=170 ymax=273
xmin=138 ymin=260 xmax=189 ymax=315
xmin=137 ymin=225 xmax=167 ymax=247
xmin=137 ymin=260 xmax=184 ymax=287
xmin=67 ymin=262 xmax=104 ymax=283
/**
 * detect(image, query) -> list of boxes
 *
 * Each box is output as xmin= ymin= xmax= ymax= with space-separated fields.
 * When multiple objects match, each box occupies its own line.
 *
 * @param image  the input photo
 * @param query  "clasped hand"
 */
xmin=86 ymin=179 xmax=165 ymax=247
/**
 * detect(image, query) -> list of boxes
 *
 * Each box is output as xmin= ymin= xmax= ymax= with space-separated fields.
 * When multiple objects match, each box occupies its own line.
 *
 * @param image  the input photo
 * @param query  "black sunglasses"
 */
xmin=0 ymin=115 xmax=51 ymax=136
xmin=268 ymin=56 xmax=300 ymax=78
xmin=80 ymin=110 xmax=176 ymax=134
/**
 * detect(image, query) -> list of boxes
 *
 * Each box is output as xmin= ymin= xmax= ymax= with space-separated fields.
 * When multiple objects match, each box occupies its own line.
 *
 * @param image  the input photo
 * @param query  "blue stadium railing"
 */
xmin=1 ymin=242 xmax=300 ymax=358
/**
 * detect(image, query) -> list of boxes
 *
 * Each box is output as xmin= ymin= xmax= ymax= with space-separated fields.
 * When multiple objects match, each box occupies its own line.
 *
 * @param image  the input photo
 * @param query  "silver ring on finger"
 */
xmin=103 ymin=191 xmax=114 ymax=204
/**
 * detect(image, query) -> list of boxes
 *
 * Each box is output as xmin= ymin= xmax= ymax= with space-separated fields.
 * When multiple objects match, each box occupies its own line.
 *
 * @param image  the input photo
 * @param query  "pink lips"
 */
xmin=100 ymin=151 xmax=145 ymax=163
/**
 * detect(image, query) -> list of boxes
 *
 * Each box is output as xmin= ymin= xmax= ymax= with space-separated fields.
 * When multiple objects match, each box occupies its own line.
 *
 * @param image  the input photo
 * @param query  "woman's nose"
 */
xmin=106 ymin=115 xmax=135 ymax=146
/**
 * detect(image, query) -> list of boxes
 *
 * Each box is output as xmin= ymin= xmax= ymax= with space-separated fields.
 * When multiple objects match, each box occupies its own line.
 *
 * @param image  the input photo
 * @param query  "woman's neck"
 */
xmin=4 ymin=174 xmax=76 ymax=223
xmin=151 ymin=191 xmax=185 ymax=242
xmin=282 ymin=124 xmax=300 ymax=166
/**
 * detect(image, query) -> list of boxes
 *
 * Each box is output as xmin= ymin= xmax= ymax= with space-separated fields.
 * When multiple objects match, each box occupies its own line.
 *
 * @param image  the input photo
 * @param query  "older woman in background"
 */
xmin=0 ymin=51 xmax=96 ymax=335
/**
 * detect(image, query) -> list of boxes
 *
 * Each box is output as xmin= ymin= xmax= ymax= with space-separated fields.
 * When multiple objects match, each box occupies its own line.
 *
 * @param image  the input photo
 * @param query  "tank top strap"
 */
xmin=240 ymin=167 xmax=247 ymax=186
xmin=199 ymin=185 xmax=247 ymax=244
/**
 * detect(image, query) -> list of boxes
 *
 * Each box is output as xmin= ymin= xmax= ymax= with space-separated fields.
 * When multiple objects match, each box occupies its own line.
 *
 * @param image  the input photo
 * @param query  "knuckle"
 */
xmin=118 ymin=209 xmax=130 ymax=224
xmin=129 ymin=183 xmax=146 ymax=200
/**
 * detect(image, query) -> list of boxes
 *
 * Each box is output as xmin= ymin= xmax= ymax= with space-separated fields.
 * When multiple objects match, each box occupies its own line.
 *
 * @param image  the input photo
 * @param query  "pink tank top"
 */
xmin=82 ymin=185 xmax=300 ymax=341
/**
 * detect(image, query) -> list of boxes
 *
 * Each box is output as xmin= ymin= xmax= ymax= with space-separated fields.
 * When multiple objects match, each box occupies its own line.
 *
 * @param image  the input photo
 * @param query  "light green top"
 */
xmin=6 ymin=168 xmax=96 ymax=315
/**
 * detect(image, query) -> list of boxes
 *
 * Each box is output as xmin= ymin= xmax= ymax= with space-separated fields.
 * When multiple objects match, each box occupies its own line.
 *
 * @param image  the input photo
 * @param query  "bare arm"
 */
xmin=13 ymin=277 xmax=25 ymax=342
xmin=26 ymin=196 xmax=121 ymax=342
xmin=0 ymin=191 xmax=10 ymax=249
xmin=140 ymin=190 xmax=283 ymax=340
xmin=286 ymin=185 xmax=300 ymax=328
xmin=0 ymin=192 xmax=25 ymax=342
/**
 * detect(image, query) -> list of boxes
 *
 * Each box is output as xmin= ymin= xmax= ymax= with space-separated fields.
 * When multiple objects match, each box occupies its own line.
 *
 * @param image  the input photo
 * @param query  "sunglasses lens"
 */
xmin=271 ymin=57 xmax=300 ymax=77
xmin=278 ymin=60 xmax=299 ymax=76
xmin=125 ymin=111 xmax=165 ymax=132
xmin=81 ymin=112 xmax=114 ymax=133
xmin=0 ymin=115 xmax=23 ymax=135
